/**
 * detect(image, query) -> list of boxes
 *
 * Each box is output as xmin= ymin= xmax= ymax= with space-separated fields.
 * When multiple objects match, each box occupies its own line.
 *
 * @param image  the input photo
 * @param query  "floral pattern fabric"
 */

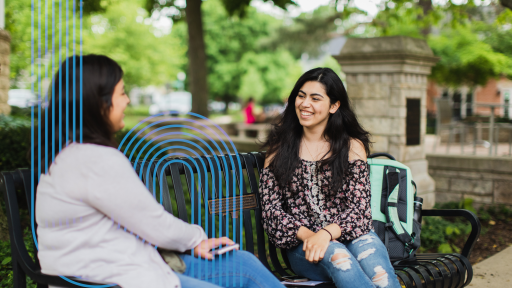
xmin=258 ymin=159 xmax=373 ymax=249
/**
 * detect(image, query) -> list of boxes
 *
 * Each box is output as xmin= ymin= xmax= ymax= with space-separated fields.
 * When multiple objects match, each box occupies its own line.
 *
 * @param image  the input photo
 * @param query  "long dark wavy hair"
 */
xmin=32 ymin=54 xmax=124 ymax=172
xmin=261 ymin=67 xmax=371 ymax=193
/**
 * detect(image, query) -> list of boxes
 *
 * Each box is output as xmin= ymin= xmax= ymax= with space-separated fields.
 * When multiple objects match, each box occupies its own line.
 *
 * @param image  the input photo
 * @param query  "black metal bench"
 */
xmin=1 ymin=152 xmax=481 ymax=288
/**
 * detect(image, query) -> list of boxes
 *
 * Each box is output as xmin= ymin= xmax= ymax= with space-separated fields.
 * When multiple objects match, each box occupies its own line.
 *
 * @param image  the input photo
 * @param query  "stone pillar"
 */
xmin=0 ymin=29 xmax=10 ymax=115
xmin=334 ymin=36 xmax=439 ymax=208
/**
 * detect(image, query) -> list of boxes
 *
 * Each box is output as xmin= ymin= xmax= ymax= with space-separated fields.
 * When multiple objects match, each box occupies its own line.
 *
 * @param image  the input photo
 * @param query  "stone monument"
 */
xmin=0 ymin=29 xmax=10 ymax=115
xmin=334 ymin=36 xmax=439 ymax=208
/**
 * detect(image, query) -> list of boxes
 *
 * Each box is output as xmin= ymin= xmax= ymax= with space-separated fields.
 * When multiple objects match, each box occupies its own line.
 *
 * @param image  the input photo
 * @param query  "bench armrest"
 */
xmin=422 ymin=209 xmax=481 ymax=259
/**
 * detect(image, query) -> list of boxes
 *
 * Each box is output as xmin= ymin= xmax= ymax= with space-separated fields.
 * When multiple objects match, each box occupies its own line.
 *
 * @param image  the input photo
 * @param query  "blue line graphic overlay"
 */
xmin=28 ymin=2 xmax=248 ymax=286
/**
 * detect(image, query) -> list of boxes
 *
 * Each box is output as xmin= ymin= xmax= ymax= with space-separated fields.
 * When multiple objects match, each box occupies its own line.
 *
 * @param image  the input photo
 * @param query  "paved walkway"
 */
xmin=467 ymin=245 xmax=512 ymax=287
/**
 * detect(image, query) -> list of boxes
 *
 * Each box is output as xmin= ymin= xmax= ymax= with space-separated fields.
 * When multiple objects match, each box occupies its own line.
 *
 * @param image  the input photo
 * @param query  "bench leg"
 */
xmin=12 ymin=258 xmax=27 ymax=288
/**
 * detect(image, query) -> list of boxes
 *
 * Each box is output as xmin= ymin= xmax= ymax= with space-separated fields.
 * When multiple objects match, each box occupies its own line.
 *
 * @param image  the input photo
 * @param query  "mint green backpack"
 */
xmin=367 ymin=153 xmax=422 ymax=262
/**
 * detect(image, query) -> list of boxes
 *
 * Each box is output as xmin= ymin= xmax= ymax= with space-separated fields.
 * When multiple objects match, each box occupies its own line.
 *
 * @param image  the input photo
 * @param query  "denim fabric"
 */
xmin=178 ymin=250 xmax=285 ymax=288
xmin=286 ymin=231 xmax=401 ymax=288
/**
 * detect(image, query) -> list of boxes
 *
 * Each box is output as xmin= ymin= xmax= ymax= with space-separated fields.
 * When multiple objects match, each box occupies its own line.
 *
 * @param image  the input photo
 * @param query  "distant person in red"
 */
xmin=244 ymin=97 xmax=256 ymax=124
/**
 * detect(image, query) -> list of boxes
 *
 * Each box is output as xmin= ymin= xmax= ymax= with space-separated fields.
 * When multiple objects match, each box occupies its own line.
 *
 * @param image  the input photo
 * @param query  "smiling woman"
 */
xmin=259 ymin=67 xmax=401 ymax=288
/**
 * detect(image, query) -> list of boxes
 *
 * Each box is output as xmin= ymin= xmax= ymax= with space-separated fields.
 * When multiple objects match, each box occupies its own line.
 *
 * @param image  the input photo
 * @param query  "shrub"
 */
xmin=0 ymin=115 xmax=32 ymax=172
xmin=0 ymin=227 xmax=36 ymax=288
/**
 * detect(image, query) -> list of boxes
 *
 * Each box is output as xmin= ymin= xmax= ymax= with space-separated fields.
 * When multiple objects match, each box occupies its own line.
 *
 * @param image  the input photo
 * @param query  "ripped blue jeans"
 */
xmin=286 ymin=231 xmax=401 ymax=288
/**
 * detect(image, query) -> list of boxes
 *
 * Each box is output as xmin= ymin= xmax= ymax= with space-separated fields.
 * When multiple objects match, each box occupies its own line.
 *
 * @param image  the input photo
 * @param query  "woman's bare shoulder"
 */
xmin=349 ymin=139 xmax=367 ymax=162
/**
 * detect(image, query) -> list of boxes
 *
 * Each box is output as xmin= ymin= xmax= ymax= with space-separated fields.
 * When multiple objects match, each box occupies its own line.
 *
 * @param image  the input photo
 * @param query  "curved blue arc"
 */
xmin=138 ymin=141 xmax=207 ymax=189
xmin=117 ymin=112 xmax=169 ymax=148
xmin=128 ymin=124 xmax=225 ymax=163
xmin=135 ymin=138 xmax=219 ymax=197
xmin=130 ymin=128 xmax=223 ymax=173
xmin=120 ymin=116 xmax=231 ymax=157
xmin=127 ymin=125 xmax=230 ymax=205
xmin=146 ymin=148 xmax=205 ymax=199
xmin=140 ymin=139 xmax=225 ymax=221
xmin=154 ymin=155 xmax=192 ymax=206
xmin=150 ymin=155 xmax=198 ymax=202
xmin=132 ymin=132 xmax=222 ymax=193
xmin=118 ymin=115 xmax=242 ymax=212
xmin=131 ymin=131 xmax=222 ymax=181
xmin=58 ymin=276 xmax=117 ymax=288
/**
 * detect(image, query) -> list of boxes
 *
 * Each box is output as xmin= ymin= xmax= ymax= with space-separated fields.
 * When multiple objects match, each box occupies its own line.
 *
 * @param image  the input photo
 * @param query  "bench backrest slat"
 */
xmin=238 ymin=154 xmax=255 ymax=253
xmin=200 ymin=155 xmax=217 ymax=240
xmin=249 ymin=152 xmax=293 ymax=276
xmin=169 ymin=162 xmax=189 ymax=222
xmin=155 ymin=163 xmax=173 ymax=214
xmin=244 ymin=153 xmax=272 ymax=271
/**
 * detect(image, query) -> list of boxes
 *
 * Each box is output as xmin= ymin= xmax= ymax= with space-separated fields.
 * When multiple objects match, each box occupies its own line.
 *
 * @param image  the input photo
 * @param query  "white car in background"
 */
xmin=149 ymin=91 xmax=192 ymax=116
xmin=8 ymin=89 xmax=38 ymax=108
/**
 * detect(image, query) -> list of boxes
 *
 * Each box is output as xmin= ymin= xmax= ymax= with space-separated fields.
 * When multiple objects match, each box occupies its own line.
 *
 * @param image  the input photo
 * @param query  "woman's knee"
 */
xmin=326 ymin=247 xmax=353 ymax=271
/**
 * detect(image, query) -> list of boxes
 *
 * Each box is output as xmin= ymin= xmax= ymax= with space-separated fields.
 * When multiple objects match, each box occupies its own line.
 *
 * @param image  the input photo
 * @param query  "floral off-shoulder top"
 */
xmin=258 ymin=158 xmax=373 ymax=249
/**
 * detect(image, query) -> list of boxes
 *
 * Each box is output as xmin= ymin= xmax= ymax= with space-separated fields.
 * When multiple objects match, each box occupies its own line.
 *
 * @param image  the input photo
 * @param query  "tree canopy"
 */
xmin=429 ymin=25 xmax=512 ymax=87
xmin=6 ymin=0 xmax=186 ymax=92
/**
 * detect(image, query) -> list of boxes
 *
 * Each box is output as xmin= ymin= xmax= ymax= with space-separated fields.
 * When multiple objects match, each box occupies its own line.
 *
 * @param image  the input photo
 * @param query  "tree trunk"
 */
xmin=418 ymin=0 xmax=433 ymax=37
xmin=501 ymin=0 xmax=512 ymax=10
xmin=186 ymin=0 xmax=209 ymax=117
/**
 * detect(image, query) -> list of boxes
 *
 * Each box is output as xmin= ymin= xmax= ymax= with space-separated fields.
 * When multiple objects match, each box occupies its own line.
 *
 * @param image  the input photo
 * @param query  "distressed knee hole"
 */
xmin=357 ymin=248 xmax=375 ymax=261
xmin=330 ymin=249 xmax=352 ymax=271
xmin=353 ymin=234 xmax=374 ymax=246
xmin=372 ymin=266 xmax=389 ymax=287
xmin=352 ymin=234 xmax=372 ymax=244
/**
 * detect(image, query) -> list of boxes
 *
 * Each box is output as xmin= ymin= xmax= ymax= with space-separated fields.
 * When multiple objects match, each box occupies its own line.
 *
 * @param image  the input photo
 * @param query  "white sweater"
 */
xmin=36 ymin=143 xmax=207 ymax=288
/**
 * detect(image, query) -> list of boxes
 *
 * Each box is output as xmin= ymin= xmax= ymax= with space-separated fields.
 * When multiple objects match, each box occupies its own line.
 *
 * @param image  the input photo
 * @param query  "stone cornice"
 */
xmin=334 ymin=36 xmax=439 ymax=74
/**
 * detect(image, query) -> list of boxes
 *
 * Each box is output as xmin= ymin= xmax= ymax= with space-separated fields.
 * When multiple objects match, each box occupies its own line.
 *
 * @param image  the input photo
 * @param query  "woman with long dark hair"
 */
xmin=35 ymin=55 xmax=284 ymax=288
xmin=259 ymin=68 xmax=401 ymax=287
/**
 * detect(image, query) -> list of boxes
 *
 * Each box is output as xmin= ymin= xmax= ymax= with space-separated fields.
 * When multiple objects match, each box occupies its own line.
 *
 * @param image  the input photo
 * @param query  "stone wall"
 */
xmin=427 ymin=154 xmax=512 ymax=207
xmin=0 ymin=30 xmax=11 ymax=115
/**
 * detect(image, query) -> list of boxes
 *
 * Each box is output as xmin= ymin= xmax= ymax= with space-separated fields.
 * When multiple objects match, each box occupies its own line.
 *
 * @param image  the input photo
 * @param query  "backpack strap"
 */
xmin=383 ymin=167 xmax=419 ymax=257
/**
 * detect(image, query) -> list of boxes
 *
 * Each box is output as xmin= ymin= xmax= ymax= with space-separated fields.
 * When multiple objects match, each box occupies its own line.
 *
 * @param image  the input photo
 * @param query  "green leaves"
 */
xmin=0 ymin=115 xmax=31 ymax=172
xmin=220 ymin=0 xmax=296 ymax=17
xmin=81 ymin=0 xmax=186 ymax=92
xmin=200 ymin=0 xmax=301 ymax=104
xmin=428 ymin=25 xmax=512 ymax=87
xmin=1 ymin=257 xmax=11 ymax=266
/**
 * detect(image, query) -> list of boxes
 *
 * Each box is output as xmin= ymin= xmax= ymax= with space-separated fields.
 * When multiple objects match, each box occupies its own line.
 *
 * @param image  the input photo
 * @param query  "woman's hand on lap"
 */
xmin=193 ymin=237 xmax=236 ymax=260
xmin=303 ymin=230 xmax=331 ymax=263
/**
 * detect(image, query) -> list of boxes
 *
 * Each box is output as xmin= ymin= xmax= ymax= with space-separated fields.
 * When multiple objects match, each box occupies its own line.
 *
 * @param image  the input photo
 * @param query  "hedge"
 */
xmin=0 ymin=115 xmax=32 ymax=172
